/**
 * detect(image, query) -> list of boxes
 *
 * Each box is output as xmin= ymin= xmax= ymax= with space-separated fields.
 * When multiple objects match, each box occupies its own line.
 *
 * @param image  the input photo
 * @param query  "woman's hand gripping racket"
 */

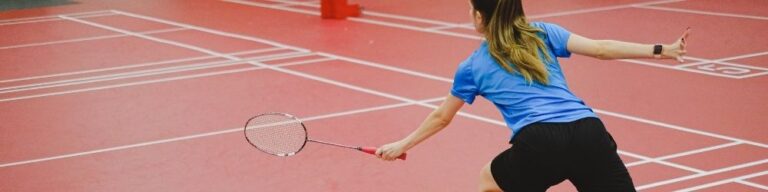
xmin=243 ymin=113 xmax=406 ymax=160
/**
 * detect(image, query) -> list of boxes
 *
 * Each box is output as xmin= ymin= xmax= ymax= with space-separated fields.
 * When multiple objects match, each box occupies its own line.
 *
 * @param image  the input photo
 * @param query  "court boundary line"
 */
xmin=0 ymin=10 xmax=110 ymax=23
xmin=625 ymin=142 xmax=742 ymax=167
xmin=110 ymin=10 xmax=309 ymax=53
xmin=686 ymin=56 xmax=768 ymax=71
xmin=1 ymin=54 xmax=219 ymax=84
xmin=0 ymin=50 xmax=308 ymax=95
xmin=617 ymin=59 xmax=745 ymax=79
xmin=635 ymin=4 xmax=768 ymax=21
xmin=636 ymin=159 xmax=768 ymax=190
xmin=618 ymin=150 xmax=704 ymax=173
xmin=0 ymin=13 xmax=116 ymax=26
xmin=736 ymin=180 xmax=768 ymax=191
xmin=0 ymin=48 xmax=286 ymax=90
xmin=675 ymin=170 xmax=768 ymax=192
xmin=0 ymin=27 xmax=187 ymax=50
xmin=266 ymin=0 xmax=687 ymax=29
xmin=60 ymin=15 xmax=248 ymax=62
xmin=0 ymin=54 xmax=333 ymax=102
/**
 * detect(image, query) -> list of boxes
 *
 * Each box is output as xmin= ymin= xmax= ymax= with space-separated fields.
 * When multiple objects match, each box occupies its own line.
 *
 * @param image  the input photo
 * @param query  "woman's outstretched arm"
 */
xmin=375 ymin=94 xmax=465 ymax=161
xmin=567 ymin=28 xmax=691 ymax=62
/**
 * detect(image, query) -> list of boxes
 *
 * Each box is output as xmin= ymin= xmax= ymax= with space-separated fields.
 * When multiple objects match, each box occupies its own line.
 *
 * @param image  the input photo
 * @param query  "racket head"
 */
xmin=243 ymin=113 xmax=308 ymax=157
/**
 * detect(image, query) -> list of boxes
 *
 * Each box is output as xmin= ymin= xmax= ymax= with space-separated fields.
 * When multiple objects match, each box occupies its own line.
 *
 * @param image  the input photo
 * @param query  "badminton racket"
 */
xmin=243 ymin=113 xmax=406 ymax=160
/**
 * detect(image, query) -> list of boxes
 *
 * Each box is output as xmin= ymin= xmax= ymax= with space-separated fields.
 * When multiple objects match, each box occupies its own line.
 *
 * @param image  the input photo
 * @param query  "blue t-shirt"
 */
xmin=450 ymin=22 xmax=597 ymax=139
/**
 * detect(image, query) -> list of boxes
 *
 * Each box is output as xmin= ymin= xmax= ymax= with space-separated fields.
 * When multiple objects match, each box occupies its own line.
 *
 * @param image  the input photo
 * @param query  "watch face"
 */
xmin=654 ymin=44 xmax=663 ymax=55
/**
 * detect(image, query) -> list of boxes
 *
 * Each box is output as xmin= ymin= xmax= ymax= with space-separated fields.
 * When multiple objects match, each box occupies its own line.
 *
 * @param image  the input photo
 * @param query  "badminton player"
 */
xmin=375 ymin=0 xmax=690 ymax=191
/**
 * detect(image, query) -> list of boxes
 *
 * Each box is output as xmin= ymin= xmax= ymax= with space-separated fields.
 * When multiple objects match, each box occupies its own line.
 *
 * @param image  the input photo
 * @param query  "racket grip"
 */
xmin=360 ymin=147 xmax=407 ymax=160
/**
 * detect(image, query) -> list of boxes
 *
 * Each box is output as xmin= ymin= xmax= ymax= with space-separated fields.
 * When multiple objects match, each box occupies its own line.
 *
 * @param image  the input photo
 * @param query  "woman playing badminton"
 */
xmin=375 ymin=0 xmax=690 ymax=191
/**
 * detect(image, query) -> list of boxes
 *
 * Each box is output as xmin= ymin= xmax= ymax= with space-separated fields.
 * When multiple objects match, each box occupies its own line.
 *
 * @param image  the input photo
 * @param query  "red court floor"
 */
xmin=1 ymin=0 xmax=767 ymax=191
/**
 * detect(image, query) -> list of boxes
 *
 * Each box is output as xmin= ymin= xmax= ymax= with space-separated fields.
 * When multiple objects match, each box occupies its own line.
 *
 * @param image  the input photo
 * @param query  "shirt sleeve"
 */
xmin=539 ymin=22 xmax=572 ymax=58
xmin=450 ymin=59 xmax=479 ymax=104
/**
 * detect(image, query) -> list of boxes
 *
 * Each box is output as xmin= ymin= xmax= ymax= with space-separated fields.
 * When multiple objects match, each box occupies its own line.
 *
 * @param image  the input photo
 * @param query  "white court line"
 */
xmin=0 ymin=51 xmax=308 ymax=94
xmin=268 ymin=0 xmax=462 ymax=27
xmin=60 ymin=15 xmax=246 ymax=62
xmin=425 ymin=24 xmax=469 ymax=31
xmin=264 ymin=0 xmax=686 ymax=30
xmin=528 ymin=0 xmax=685 ymax=19
xmin=637 ymin=159 xmax=768 ymax=190
xmin=0 ymin=55 xmax=332 ymax=103
xmin=0 ymin=47 xmax=284 ymax=91
xmin=0 ymin=97 xmax=445 ymax=168
xmin=0 ymin=56 xmax=217 ymax=84
xmin=618 ymin=59 xmax=741 ymax=79
xmin=0 ymin=12 xmax=117 ymax=26
xmin=618 ymin=150 xmax=704 ymax=173
xmin=715 ymin=51 xmax=768 ymax=63
xmin=317 ymin=52 xmax=454 ymax=83
xmin=624 ymin=142 xmax=742 ymax=167
xmin=635 ymin=5 xmax=768 ymax=21
xmin=0 ymin=27 xmax=187 ymax=50
xmin=0 ymin=48 xmax=276 ymax=84
xmin=738 ymin=71 xmax=768 ymax=79
xmin=222 ymin=0 xmax=484 ymax=40
xmin=594 ymin=109 xmax=768 ymax=149
xmin=674 ymin=170 xmax=768 ymax=192
xmin=735 ymin=180 xmax=768 ymax=191
xmin=110 ymin=10 xmax=310 ymax=53
xmin=440 ymin=0 xmax=689 ymax=29
xmin=685 ymin=56 xmax=768 ymax=71
xmin=0 ymin=10 xmax=112 ymax=24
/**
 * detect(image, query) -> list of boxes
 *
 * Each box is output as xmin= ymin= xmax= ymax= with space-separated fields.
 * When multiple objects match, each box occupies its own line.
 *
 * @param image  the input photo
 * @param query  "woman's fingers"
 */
xmin=375 ymin=148 xmax=383 ymax=158
xmin=676 ymin=50 xmax=687 ymax=63
xmin=679 ymin=27 xmax=691 ymax=50
xmin=680 ymin=27 xmax=691 ymax=43
xmin=375 ymin=143 xmax=403 ymax=161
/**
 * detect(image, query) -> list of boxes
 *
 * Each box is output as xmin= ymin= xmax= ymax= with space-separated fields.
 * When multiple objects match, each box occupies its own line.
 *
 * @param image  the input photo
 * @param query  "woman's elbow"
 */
xmin=594 ymin=41 xmax=612 ymax=60
xmin=431 ymin=111 xmax=453 ymax=127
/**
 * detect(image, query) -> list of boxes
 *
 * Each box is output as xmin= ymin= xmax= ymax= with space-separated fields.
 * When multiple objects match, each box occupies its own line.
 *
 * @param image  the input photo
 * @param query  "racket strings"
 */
xmin=244 ymin=114 xmax=307 ymax=156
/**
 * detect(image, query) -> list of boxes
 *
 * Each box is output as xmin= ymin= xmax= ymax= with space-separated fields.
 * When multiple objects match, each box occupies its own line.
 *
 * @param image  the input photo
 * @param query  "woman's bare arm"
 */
xmin=375 ymin=94 xmax=465 ymax=161
xmin=567 ymin=28 xmax=691 ymax=62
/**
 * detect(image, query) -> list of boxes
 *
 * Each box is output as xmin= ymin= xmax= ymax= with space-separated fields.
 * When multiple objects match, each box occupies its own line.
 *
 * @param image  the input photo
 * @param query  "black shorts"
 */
xmin=490 ymin=117 xmax=636 ymax=192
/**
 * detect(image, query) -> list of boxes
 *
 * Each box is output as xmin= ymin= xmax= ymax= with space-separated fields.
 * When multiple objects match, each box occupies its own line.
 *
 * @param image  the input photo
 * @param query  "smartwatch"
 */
xmin=653 ymin=44 xmax=663 ymax=59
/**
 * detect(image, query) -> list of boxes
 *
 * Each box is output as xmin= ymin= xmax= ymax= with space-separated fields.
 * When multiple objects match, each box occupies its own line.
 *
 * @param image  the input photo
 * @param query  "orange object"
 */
xmin=320 ymin=0 xmax=362 ymax=19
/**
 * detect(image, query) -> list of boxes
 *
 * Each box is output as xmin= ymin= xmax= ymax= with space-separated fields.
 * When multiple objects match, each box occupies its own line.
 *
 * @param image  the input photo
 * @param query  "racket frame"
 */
xmin=244 ymin=112 xmax=406 ymax=160
xmin=243 ymin=112 xmax=308 ymax=157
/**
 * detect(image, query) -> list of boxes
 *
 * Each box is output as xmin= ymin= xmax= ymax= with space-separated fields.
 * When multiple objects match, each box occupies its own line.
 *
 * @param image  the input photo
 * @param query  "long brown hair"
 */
xmin=471 ymin=0 xmax=551 ymax=84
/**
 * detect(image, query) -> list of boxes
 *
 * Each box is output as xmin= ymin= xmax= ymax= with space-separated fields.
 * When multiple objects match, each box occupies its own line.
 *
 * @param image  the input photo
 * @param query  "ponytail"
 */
xmin=472 ymin=0 xmax=552 ymax=84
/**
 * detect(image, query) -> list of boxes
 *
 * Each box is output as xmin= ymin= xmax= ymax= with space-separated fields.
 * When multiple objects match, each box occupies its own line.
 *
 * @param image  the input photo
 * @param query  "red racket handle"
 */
xmin=359 ymin=147 xmax=407 ymax=160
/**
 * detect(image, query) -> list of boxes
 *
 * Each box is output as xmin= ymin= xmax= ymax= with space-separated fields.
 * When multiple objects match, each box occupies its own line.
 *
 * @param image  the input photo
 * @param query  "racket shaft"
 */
xmin=308 ymin=140 xmax=406 ymax=160
xmin=308 ymin=139 xmax=357 ymax=149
